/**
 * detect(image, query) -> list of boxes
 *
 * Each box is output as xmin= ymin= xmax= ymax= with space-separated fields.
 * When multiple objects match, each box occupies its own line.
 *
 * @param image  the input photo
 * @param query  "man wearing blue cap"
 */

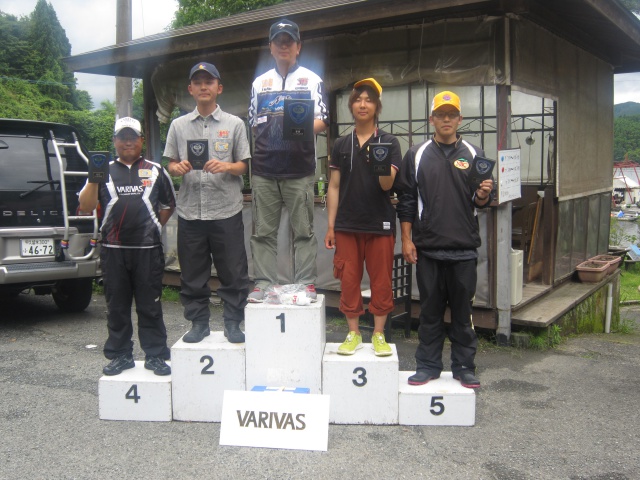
xmin=164 ymin=62 xmax=252 ymax=344
xmin=248 ymin=18 xmax=329 ymax=302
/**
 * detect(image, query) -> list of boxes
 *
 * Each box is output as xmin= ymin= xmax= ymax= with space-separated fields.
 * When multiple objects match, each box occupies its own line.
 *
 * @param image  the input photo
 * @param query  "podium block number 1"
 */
xmin=276 ymin=313 xmax=285 ymax=332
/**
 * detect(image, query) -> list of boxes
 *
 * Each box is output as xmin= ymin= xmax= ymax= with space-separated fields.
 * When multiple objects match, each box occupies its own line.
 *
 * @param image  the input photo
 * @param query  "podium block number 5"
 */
xmin=200 ymin=355 xmax=215 ymax=375
xmin=430 ymin=396 xmax=445 ymax=416
xmin=125 ymin=384 xmax=141 ymax=403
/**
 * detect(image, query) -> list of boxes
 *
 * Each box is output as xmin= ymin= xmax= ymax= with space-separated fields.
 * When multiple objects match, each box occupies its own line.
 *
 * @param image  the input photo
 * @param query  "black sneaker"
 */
xmin=103 ymin=354 xmax=135 ymax=376
xmin=144 ymin=356 xmax=171 ymax=376
xmin=408 ymin=370 xmax=440 ymax=385
xmin=454 ymin=371 xmax=481 ymax=388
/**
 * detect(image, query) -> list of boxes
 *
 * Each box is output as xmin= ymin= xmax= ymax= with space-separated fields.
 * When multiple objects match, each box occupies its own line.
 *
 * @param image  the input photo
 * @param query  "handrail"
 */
xmin=48 ymin=130 xmax=99 ymax=261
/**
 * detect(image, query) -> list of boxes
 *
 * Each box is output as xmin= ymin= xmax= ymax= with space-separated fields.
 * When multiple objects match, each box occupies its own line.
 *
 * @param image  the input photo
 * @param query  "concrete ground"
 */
xmin=0 ymin=292 xmax=639 ymax=480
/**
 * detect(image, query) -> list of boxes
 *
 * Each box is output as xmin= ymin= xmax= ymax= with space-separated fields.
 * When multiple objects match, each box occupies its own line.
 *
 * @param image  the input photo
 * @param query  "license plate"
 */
xmin=20 ymin=238 xmax=55 ymax=257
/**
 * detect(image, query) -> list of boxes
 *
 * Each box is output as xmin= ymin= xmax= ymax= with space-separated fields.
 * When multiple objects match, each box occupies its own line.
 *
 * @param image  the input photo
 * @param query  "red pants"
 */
xmin=333 ymin=231 xmax=395 ymax=318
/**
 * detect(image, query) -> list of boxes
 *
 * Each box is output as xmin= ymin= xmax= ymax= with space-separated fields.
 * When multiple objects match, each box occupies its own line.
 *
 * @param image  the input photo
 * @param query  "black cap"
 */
xmin=269 ymin=19 xmax=300 ymax=43
xmin=189 ymin=62 xmax=221 ymax=81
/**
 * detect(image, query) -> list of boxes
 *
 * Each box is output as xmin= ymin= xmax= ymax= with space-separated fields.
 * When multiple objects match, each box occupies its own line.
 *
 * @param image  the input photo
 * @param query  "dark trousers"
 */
xmin=102 ymin=246 xmax=169 ymax=360
xmin=415 ymin=255 xmax=478 ymax=375
xmin=177 ymin=212 xmax=249 ymax=324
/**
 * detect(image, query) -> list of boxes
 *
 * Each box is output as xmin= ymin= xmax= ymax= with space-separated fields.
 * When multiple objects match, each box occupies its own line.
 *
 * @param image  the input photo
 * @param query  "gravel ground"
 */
xmin=0 ymin=292 xmax=639 ymax=480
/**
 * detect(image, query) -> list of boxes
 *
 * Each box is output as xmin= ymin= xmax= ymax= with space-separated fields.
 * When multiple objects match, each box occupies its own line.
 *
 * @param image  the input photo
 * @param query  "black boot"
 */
xmin=183 ymin=322 xmax=210 ymax=343
xmin=224 ymin=320 xmax=245 ymax=343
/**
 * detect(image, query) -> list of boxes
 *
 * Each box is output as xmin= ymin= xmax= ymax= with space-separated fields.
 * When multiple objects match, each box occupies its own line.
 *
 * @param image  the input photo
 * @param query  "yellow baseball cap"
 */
xmin=431 ymin=91 xmax=461 ymax=113
xmin=353 ymin=78 xmax=382 ymax=96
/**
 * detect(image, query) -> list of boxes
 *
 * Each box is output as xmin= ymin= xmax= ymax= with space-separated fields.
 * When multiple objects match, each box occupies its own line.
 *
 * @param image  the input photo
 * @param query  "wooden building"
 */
xmin=65 ymin=0 xmax=640 ymax=343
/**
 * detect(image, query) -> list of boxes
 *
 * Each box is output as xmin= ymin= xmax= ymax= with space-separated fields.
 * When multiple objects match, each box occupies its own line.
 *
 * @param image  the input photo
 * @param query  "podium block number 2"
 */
xmin=201 ymin=355 xmax=215 ymax=375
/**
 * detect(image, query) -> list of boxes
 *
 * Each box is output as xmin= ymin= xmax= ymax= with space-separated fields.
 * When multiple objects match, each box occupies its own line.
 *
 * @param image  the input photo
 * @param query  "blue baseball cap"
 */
xmin=189 ymin=62 xmax=221 ymax=81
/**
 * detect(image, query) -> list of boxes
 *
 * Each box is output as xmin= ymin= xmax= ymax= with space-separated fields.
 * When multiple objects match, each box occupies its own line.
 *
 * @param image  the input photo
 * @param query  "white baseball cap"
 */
xmin=114 ymin=117 xmax=142 ymax=136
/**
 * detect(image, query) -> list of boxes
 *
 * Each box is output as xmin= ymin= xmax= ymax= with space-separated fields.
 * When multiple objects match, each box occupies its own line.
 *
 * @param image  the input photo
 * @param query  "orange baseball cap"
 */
xmin=354 ymin=78 xmax=382 ymax=96
xmin=431 ymin=91 xmax=461 ymax=113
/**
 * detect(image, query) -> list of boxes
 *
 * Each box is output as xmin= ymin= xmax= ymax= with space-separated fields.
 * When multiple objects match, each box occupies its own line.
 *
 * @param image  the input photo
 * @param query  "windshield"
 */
xmin=0 ymin=135 xmax=87 ymax=191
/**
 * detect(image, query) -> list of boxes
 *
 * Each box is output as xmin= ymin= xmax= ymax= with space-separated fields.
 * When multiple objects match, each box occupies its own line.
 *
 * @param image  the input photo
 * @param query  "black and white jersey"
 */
xmin=91 ymin=157 xmax=176 ymax=248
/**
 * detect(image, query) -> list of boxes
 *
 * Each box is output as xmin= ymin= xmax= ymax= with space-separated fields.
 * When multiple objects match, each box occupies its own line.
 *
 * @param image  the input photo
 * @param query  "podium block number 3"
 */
xmin=201 ymin=355 xmax=215 ymax=375
xmin=352 ymin=367 xmax=367 ymax=387
xmin=125 ymin=384 xmax=141 ymax=403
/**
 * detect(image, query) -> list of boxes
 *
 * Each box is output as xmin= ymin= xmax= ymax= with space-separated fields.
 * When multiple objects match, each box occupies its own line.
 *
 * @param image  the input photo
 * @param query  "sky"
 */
xmin=1 ymin=0 xmax=640 ymax=108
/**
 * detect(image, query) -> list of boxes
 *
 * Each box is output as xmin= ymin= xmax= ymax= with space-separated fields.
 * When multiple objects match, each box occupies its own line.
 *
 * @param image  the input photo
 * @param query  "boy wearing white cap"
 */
xmin=79 ymin=117 xmax=176 ymax=376
xmin=397 ymin=91 xmax=493 ymax=388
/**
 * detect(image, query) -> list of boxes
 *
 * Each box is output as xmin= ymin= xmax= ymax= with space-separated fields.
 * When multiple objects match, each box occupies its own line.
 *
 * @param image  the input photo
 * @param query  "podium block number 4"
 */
xmin=125 ymin=385 xmax=141 ymax=403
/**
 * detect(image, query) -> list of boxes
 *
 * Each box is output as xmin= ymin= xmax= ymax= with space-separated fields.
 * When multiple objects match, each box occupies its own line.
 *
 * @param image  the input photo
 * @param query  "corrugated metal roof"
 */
xmin=64 ymin=0 xmax=640 ymax=77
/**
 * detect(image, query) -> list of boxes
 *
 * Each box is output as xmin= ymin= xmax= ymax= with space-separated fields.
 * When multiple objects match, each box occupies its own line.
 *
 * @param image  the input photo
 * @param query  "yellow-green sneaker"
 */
xmin=372 ymin=332 xmax=392 ymax=357
xmin=337 ymin=331 xmax=363 ymax=355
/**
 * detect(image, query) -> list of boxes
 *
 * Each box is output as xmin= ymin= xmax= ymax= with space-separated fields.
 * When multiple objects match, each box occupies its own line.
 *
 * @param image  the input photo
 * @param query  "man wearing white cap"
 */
xmin=164 ymin=62 xmax=251 ymax=344
xmin=79 ymin=117 xmax=176 ymax=376
xmin=324 ymin=78 xmax=401 ymax=357
xmin=397 ymin=91 xmax=493 ymax=388
xmin=247 ymin=18 xmax=329 ymax=302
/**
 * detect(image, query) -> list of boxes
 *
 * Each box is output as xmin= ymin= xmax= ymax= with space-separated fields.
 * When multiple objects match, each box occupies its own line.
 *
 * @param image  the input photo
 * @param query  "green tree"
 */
xmin=172 ymin=0 xmax=287 ymax=28
xmin=620 ymin=0 xmax=640 ymax=14
xmin=28 ymin=0 xmax=71 ymax=80
xmin=0 ymin=13 xmax=31 ymax=78
xmin=614 ymin=115 xmax=640 ymax=162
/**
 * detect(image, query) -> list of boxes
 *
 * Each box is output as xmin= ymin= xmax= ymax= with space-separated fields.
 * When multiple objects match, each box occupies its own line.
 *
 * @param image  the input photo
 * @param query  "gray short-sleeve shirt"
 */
xmin=163 ymin=105 xmax=251 ymax=221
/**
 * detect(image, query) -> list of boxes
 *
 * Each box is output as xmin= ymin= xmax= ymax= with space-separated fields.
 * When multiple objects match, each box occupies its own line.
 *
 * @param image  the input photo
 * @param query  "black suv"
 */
xmin=0 ymin=119 xmax=100 ymax=312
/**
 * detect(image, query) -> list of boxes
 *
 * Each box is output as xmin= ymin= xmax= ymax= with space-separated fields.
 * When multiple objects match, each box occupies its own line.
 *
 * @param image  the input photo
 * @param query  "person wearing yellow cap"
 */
xmin=324 ymin=78 xmax=402 ymax=357
xmin=396 ymin=90 xmax=493 ymax=388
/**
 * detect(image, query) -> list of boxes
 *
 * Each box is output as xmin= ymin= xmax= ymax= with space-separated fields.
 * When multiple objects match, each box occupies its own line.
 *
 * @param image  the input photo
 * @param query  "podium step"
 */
xmin=99 ymin=361 xmax=172 ymax=422
xmin=171 ymin=331 xmax=246 ymax=422
xmin=323 ymin=342 xmax=399 ymax=424
xmin=398 ymin=371 xmax=475 ymax=426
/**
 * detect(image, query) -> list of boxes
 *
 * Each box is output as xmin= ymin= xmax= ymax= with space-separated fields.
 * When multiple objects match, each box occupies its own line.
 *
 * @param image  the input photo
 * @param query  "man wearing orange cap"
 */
xmin=324 ymin=78 xmax=401 ymax=356
xmin=397 ymin=91 xmax=493 ymax=388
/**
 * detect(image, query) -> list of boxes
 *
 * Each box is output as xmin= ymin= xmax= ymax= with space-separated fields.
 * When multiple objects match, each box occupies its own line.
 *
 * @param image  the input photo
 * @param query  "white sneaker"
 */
xmin=247 ymin=287 xmax=265 ymax=303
